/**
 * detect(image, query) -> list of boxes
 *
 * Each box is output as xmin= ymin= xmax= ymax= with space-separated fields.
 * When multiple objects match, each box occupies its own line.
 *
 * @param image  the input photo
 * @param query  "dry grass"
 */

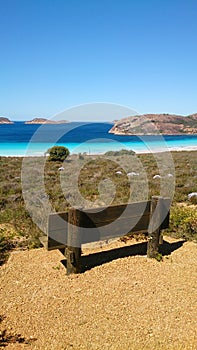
xmin=0 ymin=151 xmax=196 ymax=264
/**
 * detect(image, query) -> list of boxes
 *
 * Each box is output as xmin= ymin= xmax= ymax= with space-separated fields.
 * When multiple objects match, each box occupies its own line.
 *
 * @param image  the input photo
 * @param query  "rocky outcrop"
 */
xmin=0 ymin=117 xmax=13 ymax=124
xmin=109 ymin=113 xmax=197 ymax=135
xmin=25 ymin=118 xmax=69 ymax=124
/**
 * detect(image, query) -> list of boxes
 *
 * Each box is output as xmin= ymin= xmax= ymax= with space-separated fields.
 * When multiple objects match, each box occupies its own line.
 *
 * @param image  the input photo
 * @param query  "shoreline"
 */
xmin=0 ymin=146 xmax=197 ymax=157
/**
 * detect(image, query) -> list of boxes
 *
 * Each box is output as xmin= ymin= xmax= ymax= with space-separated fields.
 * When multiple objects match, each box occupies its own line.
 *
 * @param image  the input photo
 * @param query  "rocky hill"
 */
xmin=25 ymin=118 xmax=69 ymax=124
xmin=109 ymin=113 xmax=197 ymax=135
xmin=0 ymin=117 xmax=13 ymax=124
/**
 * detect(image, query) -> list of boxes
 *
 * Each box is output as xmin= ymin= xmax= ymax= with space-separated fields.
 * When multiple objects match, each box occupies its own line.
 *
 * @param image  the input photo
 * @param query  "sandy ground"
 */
xmin=0 ymin=237 xmax=197 ymax=350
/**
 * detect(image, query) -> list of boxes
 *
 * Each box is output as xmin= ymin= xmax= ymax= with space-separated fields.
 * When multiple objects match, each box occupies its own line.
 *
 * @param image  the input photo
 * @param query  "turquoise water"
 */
xmin=0 ymin=122 xmax=196 ymax=156
xmin=0 ymin=137 xmax=197 ymax=156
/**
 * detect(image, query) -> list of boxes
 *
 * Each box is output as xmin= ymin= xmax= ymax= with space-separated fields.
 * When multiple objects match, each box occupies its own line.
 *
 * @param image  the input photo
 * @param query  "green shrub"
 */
xmin=155 ymin=253 xmax=163 ymax=262
xmin=104 ymin=149 xmax=135 ymax=156
xmin=47 ymin=146 xmax=70 ymax=161
xmin=166 ymin=204 xmax=197 ymax=241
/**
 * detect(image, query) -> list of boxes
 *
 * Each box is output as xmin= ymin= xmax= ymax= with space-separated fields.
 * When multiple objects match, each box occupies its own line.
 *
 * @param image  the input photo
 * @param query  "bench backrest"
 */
xmin=46 ymin=197 xmax=170 ymax=250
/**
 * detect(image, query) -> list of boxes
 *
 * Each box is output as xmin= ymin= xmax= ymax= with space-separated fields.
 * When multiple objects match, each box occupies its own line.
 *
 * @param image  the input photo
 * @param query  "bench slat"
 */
xmin=81 ymin=213 xmax=150 ymax=243
xmin=84 ymin=200 xmax=151 ymax=224
xmin=44 ymin=197 xmax=170 ymax=252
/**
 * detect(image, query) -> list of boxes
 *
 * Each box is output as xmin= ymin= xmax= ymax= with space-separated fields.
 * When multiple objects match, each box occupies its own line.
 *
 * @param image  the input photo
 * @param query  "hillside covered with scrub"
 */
xmin=109 ymin=113 xmax=197 ymax=135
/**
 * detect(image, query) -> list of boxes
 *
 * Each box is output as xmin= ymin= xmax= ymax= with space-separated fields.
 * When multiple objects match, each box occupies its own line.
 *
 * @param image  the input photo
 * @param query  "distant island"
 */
xmin=25 ymin=118 xmax=69 ymax=124
xmin=0 ymin=117 xmax=13 ymax=124
xmin=109 ymin=113 xmax=197 ymax=135
xmin=0 ymin=117 xmax=69 ymax=124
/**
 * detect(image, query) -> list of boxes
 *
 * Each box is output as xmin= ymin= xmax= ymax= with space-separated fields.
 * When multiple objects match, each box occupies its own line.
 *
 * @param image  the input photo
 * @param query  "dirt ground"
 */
xmin=0 ymin=237 xmax=197 ymax=350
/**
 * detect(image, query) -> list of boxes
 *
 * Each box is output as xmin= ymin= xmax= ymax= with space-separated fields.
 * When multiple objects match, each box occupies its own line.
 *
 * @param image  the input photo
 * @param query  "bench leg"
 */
xmin=147 ymin=196 xmax=162 ymax=258
xmin=65 ymin=246 xmax=81 ymax=275
xmin=159 ymin=234 xmax=163 ymax=245
xmin=66 ymin=208 xmax=83 ymax=274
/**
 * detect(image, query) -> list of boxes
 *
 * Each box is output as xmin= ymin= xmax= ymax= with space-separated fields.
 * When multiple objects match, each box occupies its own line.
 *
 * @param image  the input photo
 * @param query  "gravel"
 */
xmin=0 ymin=237 xmax=197 ymax=350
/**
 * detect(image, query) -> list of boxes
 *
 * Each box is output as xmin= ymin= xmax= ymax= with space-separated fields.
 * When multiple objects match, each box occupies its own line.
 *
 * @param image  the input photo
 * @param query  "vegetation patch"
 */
xmin=47 ymin=145 xmax=70 ymax=161
xmin=165 ymin=203 xmax=197 ymax=241
xmin=0 ymin=150 xmax=196 ymax=264
xmin=104 ymin=149 xmax=136 ymax=156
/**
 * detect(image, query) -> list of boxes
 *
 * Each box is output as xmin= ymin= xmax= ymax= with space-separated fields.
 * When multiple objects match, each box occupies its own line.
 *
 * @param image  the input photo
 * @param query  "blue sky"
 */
xmin=0 ymin=0 xmax=197 ymax=121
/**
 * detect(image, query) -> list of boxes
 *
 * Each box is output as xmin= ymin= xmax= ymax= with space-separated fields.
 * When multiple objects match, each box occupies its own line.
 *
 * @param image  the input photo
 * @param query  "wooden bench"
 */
xmin=40 ymin=196 xmax=170 ymax=274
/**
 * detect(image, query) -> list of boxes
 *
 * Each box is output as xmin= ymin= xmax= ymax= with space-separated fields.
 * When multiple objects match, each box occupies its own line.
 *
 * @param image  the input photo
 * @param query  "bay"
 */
xmin=0 ymin=122 xmax=197 ymax=156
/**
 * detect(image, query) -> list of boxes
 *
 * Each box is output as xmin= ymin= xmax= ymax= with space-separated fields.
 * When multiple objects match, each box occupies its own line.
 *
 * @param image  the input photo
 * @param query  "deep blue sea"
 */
xmin=0 ymin=122 xmax=197 ymax=156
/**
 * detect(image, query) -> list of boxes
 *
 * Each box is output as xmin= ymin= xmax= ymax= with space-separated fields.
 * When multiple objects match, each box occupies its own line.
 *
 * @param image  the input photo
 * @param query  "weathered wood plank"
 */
xmin=65 ymin=208 xmax=82 ymax=275
xmin=81 ymin=213 xmax=150 ymax=243
xmin=44 ymin=197 xmax=171 ymax=274
xmin=83 ymin=200 xmax=151 ymax=225
xmin=147 ymin=196 xmax=162 ymax=258
xmin=47 ymin=202 xmax=151 ymax=248
xmin=48 ymin=211 xmax=68 ymax=231
xmin=39 ymin=235 xmax=66 ymax=250
xmin=160 ymin=198 xmax=171 ymax=229
xmin=47 ymin=212 xmax=68 ymax=248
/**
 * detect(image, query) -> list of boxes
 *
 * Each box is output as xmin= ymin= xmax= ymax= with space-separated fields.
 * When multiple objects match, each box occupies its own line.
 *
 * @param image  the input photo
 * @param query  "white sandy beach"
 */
xmin=1 ymin=145 xmax=197 ymax=157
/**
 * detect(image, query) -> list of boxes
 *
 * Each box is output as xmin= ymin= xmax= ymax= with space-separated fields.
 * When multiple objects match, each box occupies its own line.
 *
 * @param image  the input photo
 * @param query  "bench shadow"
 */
xmin=60 ymin=239 xmax=185 ymax=273
xmin=160 ymin=239 xmax=185 ymax=256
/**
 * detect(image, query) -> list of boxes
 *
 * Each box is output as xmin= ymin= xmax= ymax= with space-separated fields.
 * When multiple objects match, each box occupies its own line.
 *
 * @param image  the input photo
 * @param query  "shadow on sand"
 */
xmin=61 ymin=239 xmax=185 ymax=273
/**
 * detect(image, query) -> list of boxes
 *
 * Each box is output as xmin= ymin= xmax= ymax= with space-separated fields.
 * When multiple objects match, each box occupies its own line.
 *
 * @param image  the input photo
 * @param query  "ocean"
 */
xmin=0 ymin=122 xmax=197 ymax=156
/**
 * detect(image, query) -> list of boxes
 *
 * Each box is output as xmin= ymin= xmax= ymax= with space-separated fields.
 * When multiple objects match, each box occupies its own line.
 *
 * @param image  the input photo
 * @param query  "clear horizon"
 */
xmin=0 ymin=110 xmax=197 ymax=123
xmin=1 ymin=0 xmax=197 ymax=121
